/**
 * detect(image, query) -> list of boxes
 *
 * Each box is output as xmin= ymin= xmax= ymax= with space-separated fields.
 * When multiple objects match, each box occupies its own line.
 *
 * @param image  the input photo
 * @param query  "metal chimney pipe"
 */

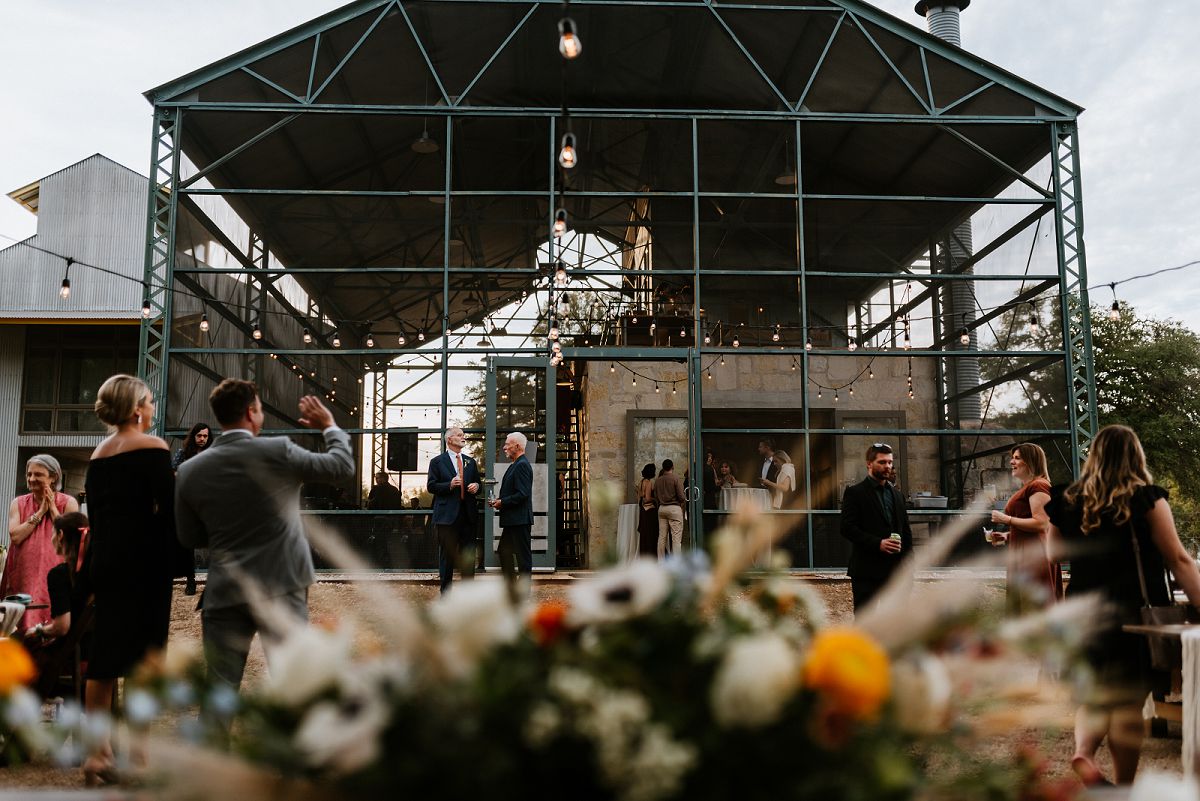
xmin=916 ymin=0 xmax=980 ymax=423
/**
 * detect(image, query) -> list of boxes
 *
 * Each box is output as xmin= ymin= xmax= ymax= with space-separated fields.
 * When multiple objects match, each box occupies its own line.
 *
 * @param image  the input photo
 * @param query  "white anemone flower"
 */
xmin=429 ymin=579 xmax=521 ymax=675
xmin=1129 ymin=771 xmax=1199 ymax=801
xmin=294 ymin=694 xmax=390 ymax=775
xmin=567 ymin=559 xmax=671 ymax=626
xmin=265 ymin=623 xmax=354 ymax=707
xmin=890 ymin=653 xmax=952 ymax=734
xmin=710 ymin=632 xmax=800 ymax=728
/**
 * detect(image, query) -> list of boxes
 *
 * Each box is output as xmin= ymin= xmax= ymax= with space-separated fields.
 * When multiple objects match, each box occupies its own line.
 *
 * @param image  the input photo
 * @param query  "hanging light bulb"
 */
xmin=558 ymin=132 xmax=577 ymax=169
xmin=817 ymin=387 xmax=822 ymax=399
xmin=834 ymin=390 xmax=839 ymax=403
xmin=908 ymin=388 xmax=915 ymax=399
xmin=791 ymin=359 xmax=797 ymax=372
xmin=655 ymin=383 xmax=660 ymax=394
xmin=57 ymin=275 xmax=71 ymax=299
xmin=549 ymin=323 xmax=560 ymax=341
xmin=649 ymin=320 xmax=656 ymax=336
xmin=631 ymin=310 xmax=638 ymax=325
xmin=554 ymin=263 xmax=568 ymax=286
xmin=680 ymin=326 xmax=687 ymax=338
xmin=632 ymin=376 xmax=637 ymax=387
xmin=849 ymin=385 xmax=855 ymax=397
xmin=199 ymin=313 xmax=210 ymax=333
xmin=704 ymin=330 xmax=711 ymax=345
xmin=1109 ymin=298 xmax=1121 ymax=321
xmin=302 ymin=328 xmax=313 ymax=344
xmin=868 ymin=366 xmax=875 ymax=379
xmin=959 ymin=326 xmax=970 ymax=346
xmin=558 ymin=16 xmax=582 ymax=59
xmin=557 ymin=299 xmax=569 ymax=318
xmin=1030 ymin=309 xmax=1040 ymax=334
xmin=719 ymin=355 xmax=725 ymax=366
xmin=365 ymin=330 xmax=376 ymax=348
xmin=142 ymin=298 xmax=151 ymax=318
xmin=772 ymin=325 xmax=780 ymax=342
xmin=252 ymin=322 xmax=263 ymax=340
xmin=332 ymin=333 xmax=342 ymax=348
xmin=551 ymin=341 xmax=562 ymax=354
xmin=848 ymin=337 xmax=857 ymax=352
xmin=805 ymin=336 xmax=812 ymax=352
xmin=732 ymin=334 xmax=740 ymax=348
xmin=903 ymin=333 xmax=911 ymax=351
xmin=553 ymin=208 xmax=568 ymax=238
xmin=418 ymin=330 xmax=426 ymax=342
xmin=671 ymin=384 xmax=677 ymax=394
xmin=398 ymin=332 xmax=408 ymax=346
xmin=609 ymin=362 xmax=615 ymax=373
xmin=707 ymin=369 xmax=712 ymax=380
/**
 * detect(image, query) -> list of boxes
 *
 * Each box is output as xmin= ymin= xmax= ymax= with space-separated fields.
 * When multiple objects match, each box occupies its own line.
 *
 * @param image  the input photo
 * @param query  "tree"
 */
xmin=983 ymin=299 xmax=1200 ymax=548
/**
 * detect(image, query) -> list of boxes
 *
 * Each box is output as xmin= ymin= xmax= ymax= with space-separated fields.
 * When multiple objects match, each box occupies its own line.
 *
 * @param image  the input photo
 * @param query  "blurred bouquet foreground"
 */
xmin=2 ymin=512 xmax=1101 ymax=801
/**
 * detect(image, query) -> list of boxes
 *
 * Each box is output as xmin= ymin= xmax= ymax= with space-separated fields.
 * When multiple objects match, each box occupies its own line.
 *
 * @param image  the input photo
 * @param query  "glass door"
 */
xmin=484 ymin=357 xmax=557 ymax=571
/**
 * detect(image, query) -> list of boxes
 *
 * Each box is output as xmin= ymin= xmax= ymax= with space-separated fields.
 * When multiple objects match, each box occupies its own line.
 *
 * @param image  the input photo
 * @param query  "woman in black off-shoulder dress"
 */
xmin=1047 ymin=424 xmax=1200 ymax=787
xmin=82 ymin=375 xmax=175 ymax=785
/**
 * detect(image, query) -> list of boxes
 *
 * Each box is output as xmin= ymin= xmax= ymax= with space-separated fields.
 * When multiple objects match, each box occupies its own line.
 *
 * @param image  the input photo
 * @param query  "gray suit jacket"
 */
xmin=175 ymin=427 xmax=354 ymax=610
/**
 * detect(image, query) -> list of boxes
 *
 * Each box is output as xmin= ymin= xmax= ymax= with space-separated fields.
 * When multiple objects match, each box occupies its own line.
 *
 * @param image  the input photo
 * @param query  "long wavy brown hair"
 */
xmin=1063 ymin=424 xmax=1153 ymax=535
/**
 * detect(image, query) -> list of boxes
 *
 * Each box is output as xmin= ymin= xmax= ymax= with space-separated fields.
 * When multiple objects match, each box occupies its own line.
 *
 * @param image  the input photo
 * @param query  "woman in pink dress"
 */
xmin=3 ymin=454 xmax=80 ymax=633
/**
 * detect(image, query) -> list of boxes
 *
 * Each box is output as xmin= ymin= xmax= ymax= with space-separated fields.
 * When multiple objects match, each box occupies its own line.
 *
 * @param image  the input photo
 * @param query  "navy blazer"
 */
xmin=497 ymin=455 xmax=534 ymax=528
xmin=427 ymin=450 xmax=481 ymax=526
xmin=839 ymin=476 xmax=913 ymax=580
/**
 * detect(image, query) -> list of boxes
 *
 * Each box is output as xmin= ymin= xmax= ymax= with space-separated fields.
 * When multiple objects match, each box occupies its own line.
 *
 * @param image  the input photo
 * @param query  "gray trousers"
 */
xmin=201 ymin=587 xmax=308 ymax=691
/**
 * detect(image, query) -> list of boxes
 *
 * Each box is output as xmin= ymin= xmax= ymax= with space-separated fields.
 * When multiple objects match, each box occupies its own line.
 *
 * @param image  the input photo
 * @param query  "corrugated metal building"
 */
xmin=0 ymin=155 xmax=146 ymax=545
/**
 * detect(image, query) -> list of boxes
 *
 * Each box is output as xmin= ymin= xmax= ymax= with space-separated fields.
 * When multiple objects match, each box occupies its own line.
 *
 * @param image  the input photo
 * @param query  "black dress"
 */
xmin=637 ymin=479 xmax=658 ymax=556
xmin=1047 ymin=484 xmax=1170 ymax=698
xmin=84 ymin=449 xmax=176 ymax=680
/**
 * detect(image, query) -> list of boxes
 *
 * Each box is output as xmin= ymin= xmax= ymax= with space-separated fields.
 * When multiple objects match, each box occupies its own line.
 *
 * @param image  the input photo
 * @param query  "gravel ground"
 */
xmin=0 ymin=576 xmax=1184 ymax=791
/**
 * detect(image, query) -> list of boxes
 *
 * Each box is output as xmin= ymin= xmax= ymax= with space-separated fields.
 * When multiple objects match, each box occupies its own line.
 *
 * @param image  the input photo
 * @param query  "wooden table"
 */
xmin=1123 ymin=622 xmax=1200 ymax=776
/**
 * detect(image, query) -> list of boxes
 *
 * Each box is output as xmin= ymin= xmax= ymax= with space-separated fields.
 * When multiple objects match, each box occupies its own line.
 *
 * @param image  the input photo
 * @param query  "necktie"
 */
xmin=456 ymin=453 xmax=464 ymax=499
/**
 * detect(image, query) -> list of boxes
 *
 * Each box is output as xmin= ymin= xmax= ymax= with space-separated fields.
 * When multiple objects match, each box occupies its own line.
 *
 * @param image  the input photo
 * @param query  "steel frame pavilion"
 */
xmin=138 ymin=0 xmax=1096 ymax=569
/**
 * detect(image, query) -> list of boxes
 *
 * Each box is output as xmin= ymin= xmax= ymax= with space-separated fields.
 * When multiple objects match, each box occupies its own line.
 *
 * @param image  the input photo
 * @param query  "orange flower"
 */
xmin=801 ymin=627 xmax=890 ymax=720
xmin=0 ymin=638 xmax=36 ymax=694
xmin=529 ymin=600 xmax=569 ymax=646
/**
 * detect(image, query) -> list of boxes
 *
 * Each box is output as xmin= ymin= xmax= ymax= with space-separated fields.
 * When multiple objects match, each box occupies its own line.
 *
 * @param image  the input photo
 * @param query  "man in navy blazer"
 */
xmin=488 ymin=431 xmax=533 ymax=598
xmin=427 ymin=427 xmax=481 ymax=593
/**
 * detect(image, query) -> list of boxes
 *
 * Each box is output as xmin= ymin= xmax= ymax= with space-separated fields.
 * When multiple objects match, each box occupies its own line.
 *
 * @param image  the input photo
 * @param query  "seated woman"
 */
xmin=25 ymin=512 xmax=92 ymax=698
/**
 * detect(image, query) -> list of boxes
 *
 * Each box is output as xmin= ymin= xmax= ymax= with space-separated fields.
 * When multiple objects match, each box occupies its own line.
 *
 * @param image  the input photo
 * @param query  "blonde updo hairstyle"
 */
xmin=95 ymin=374 xmax=151 ymax=429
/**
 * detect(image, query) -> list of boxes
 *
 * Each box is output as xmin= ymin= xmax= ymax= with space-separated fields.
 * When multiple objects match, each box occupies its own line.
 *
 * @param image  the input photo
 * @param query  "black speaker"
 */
xmin=386 ymin=429 xmax=418 ymax=472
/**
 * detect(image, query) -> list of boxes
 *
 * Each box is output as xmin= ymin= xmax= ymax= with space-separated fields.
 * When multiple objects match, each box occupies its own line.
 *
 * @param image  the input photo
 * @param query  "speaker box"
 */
xmin=386 ymin=429 xmax=418 ymax=472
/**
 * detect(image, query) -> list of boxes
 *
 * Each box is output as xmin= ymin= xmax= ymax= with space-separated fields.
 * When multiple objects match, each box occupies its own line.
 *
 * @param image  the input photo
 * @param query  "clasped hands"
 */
xmin=449 ymin=475 xmax=480 ymax=495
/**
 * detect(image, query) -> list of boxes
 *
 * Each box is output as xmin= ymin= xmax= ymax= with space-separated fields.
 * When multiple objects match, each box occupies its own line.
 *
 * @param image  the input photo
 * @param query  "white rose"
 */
xmin=890 ymin=653 xmax=952 ymax=734
xmin=294 ymin=695 xmax=389 ymax=775
xmin=429 ymin=580 xmax=521 ymax=675
xmin=568 ymin=559 xmax=671 ymax=626
xmin=710 ymin=632 xmax=799 ymax=728
xmin=264 ymin=624 xmax=353 ymax=707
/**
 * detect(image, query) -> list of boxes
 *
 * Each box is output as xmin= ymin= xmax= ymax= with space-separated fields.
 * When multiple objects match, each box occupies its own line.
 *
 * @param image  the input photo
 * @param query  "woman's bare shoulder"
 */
xmin=92 ymin=432 xmax=169 ymax=459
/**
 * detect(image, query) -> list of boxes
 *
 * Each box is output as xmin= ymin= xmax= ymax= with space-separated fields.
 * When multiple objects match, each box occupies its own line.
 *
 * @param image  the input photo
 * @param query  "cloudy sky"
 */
xmin=1 ymin=1 xmax=1197 ymax=330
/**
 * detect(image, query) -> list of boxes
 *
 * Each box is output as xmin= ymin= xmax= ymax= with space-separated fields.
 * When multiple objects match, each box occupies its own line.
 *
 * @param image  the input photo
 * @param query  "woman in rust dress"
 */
xmin=989 ymin=442 xmax=1062 ymax=613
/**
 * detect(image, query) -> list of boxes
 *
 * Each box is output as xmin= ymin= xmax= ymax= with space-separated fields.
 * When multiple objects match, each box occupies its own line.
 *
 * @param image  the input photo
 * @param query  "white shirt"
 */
xmin=761 ymin=456 xmax=773 ymax=479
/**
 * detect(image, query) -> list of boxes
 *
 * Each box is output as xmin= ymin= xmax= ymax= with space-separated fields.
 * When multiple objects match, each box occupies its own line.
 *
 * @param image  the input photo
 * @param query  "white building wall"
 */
xmin=0 ymin=326 xmax=26 ymax=548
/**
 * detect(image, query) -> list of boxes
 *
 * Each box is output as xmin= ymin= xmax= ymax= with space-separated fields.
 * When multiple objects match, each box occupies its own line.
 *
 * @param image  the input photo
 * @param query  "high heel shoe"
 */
xmin=82 ymin=756 xmax=120 ymax=786
xmin=1070 ymin=755 xmax=1112 ymax=787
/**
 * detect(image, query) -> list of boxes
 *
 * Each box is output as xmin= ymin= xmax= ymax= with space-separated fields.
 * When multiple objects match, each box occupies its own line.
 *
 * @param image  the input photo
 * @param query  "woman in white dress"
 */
xmin=761 ymin=450 xmax=796 ymax=509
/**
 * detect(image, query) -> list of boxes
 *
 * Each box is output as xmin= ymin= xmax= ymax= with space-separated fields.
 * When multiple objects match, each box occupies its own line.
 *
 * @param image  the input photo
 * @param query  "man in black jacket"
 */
xmin=840 ymin=442 xmax=912 ymax=611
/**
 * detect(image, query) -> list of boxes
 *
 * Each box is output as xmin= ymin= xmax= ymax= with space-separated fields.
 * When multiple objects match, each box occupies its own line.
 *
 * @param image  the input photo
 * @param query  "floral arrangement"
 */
xmin=0 ymin=506 xmax=1119 ymax=799
xmin=128 ymin=510 xmax=1110 ymax=801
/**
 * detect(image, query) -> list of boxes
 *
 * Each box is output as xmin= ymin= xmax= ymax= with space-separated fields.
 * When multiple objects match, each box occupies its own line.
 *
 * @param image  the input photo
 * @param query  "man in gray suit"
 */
xmin=176 ymin=378 xmax=354 ymax=690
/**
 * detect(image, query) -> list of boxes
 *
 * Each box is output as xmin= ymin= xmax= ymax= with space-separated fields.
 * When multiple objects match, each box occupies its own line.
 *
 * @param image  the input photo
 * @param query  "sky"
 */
xmin=1 ymin=1 xmax=1197 ymax=331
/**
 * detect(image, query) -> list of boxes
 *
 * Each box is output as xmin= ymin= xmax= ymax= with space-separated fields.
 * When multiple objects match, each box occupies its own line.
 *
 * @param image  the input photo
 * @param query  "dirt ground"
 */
xmin=0 ymin=576 xmax=1185 ymax=791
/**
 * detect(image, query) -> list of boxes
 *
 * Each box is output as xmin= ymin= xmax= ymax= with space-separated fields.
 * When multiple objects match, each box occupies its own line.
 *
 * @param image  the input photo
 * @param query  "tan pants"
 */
xmin=657 ymin=504 xmax=684 ymax=559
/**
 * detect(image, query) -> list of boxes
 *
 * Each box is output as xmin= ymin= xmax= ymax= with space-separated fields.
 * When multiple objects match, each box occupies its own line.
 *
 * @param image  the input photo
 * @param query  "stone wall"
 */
xmin=580 ymin=353 xmax=939 ymax=564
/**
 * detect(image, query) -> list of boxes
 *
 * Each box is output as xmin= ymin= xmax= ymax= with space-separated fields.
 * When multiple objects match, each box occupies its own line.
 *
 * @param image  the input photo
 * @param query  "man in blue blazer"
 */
xmin=488 ymin=431 xmax=533 ymax=598
xmin=426 ymin=427 xmax=481 ymax=593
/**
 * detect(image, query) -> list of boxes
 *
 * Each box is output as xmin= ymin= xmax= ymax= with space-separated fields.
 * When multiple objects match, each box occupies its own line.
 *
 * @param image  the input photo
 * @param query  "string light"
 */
xmin=868 ymin=366 xmax=875 ymax=379
xmin=680 ymin=326 xmax=687 ymax=338
xmin=252 ymin=321 xmax=263 ymax=340
xmin=549 ymin=322 xmax=560 ymax=341
xmin=849 ymin=385 xmax=854 ymax=397
xmin=554 ymin=262 xmax=568 ymax=286
xmin=553 ymin=209 xmax=568 ymax=238
xmin=848 ymin=337 xmax=857 ymax=352
xmin=720 ymin=355 xmax=725 ymax=366
xmin=332 ymin=333 xmax=341 ymax=348
xmin=398 ymin=332 xmax=407 ymax=346
xmin=704 ymin=330 xmax=711 ymax=345
xmin=558 ymin=16 xmax=582 ymax=59
xmin=805 ymin=336 xmax=812 ymax=351
xmin=655 ymin=382 xmax=660 ymax=393
xmin=365 ymin=329 xmax=375 ymax=348
xmin=1109 ymin=283 xmax=1121 ymax=321
xmin=817 ymin=387 xmax=822 ymax=399
xmin=558 ymin=133 xmax=578 ymax=169
xmin=59 ymin=257 xmax=73 ymax=300
xmin=142 ymin=297 xmax=151 ymax=318
xmin=732 ymin=334 xmax=740 ymax=348
xmin=1030 ymin=304 xmax=1040 ymax=334
xmin=199 ymin=313 xmax=209 ymax=333
xmin=649 ymin=320 xmax=657 ymax=336
xmin=609 ymin=362 xmax=615 ymax=373
xmin=631 ymin=376 xmax=637 ymax=387
xmin=671 ymin=384 xmax=677 ymax=394
xmin=834 ymin=390 xmax=839 ymax=403
xmin=772 ymin=325 xmax=780 ymax=342
xmin=302 ymin=328 xmax=313 ymax=344
xmin=418 ymin=330 xmax=426 ymax=342
xmin=707 ymin=369 xmax=712 ymax=380
xmin=959 ymin=313 xmax=970 ymax=346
